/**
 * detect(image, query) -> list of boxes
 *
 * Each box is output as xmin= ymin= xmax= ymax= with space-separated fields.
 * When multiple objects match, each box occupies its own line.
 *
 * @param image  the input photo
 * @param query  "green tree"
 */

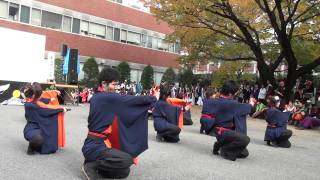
xmin=117 ymin=61 xmax=131 ymax=83
xmin=148 ymin=0 xmax=320 ymax=100
xmin=212 ymin=61 xmax=255 ymax=88
xmin=81 ymin=57 xmax=99 ymax=88
xmin=141 ymin=65 xmax=154 ymax=90
xmin=161 ymin=68 xmax=176 ymax=85
xmin=178 ymin=69 xmax=194 ymax=88
xmin=54 ymin=58 xmax=64 ymax=83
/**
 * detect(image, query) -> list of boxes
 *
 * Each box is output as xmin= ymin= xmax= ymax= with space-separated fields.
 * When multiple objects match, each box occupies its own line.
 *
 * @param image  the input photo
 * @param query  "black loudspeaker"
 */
xmin=61 ymin=44 xmax=68 ymax=57
xmin=67 ymin=49 xmax=78 ymax=85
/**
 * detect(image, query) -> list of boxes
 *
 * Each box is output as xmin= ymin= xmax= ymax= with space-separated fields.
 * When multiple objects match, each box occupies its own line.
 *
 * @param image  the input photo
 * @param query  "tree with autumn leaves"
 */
xmin=147 ymin=0 xmax=320 ymax=100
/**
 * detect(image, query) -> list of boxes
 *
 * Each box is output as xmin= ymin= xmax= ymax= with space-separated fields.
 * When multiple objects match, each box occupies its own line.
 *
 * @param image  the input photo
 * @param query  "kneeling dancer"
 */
xmin=82 ymin=67 xmax=156 ymax=179
xmin=206 ymin=81 xmax=252 ymax=161
xmin=23 ymin=83 xmax=68 ymax=155
xmin=153 ymin=85 xmax=184 ymax=143
xmin=264 ymin=97 xmax=292 ymax=148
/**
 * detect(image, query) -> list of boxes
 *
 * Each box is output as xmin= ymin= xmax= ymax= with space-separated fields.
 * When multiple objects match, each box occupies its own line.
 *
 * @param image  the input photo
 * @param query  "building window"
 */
xmin=127 ymin=31 xmax=141 ymax=45
xmin=31 ymin=8 xmax=41 ymax=26
xmin=147 ymin=36 xmax=153 ymax=48
xmin=121 ymin=29 xmax=127 ymax=43
xmin=152 ymin=37 xmax=158 ymax=49
xmin=141 ymin=34 xmax=147 ymax=47
xmin=41 ymin=10 xmax=62 ymax=29
xmin=20 ymin=6 xmax=30 ymax=23
xmin=89 ymin=23 xmax=106 ymax=38
xmin=9 ymin=3 xmax=19 ymax=21
xmin=62 ymin=16 xmax=71 ymax=32
xmin=114 ymin=28 xmax=120 ymax=41
xmin=158 ymin=39 xmax=169 ymax=51
xmin=175 ymin=42 xmax=181 ymax=53
xmin=72 ymin=18 xmax=80 ymax=33
xmin=106 ymin=26 xmax=113 ymax=40
xmin=80 ymin=20 xmax=89 ymax=35
xmin=0 ymin=0 xmax=8 ymax=19
xmin=169 ymin=43 xmax=174 ymax=52
xmin=112 ymin=0 xmax=122 ymax=3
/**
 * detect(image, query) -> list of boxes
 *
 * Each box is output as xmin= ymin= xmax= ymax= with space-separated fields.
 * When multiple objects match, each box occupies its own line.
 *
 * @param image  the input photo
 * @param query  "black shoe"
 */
xmin=221 ymin=151 xmax=236 ymax=161
xmin=267 ymin=140 xmax=277 ymax=147
xmin=82 ymin=162 xmax=99 ymax=180
xmin=27 ymin=145 xmax=35 ymax=155
xmin=156 ymin=134 xmax=163 ymax=142
xmin=266 ymin=140 xmax=271 ymax=146
xmin=212 ymin=142 xmax=220 ymax=155
xmin=208 ymin=130 xmax=216 ymax=137
xmin=237 ymin=148 xmax=249 ymax=158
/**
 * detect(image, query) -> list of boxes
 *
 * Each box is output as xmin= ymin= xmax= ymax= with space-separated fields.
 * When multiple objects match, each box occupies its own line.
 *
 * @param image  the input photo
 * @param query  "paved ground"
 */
xmin=0 ymin=104 xmax=320 ymax=180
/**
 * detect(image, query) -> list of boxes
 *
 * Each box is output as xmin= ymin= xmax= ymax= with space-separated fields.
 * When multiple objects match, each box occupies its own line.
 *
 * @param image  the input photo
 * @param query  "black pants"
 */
xmin=159 ymin=125 xmax=181 ymax=143
xmin=28 ymin=133 xmax=44 ymax=152
xmin=85 ymin=148 xmax=133 ymax=179
xmin=183 ymin=111 xmax=193 ymax=125
xmin=215 ymin=130 xmax=250 ymax=161
xmin=276 ymin=129 xmax=292 ymax=148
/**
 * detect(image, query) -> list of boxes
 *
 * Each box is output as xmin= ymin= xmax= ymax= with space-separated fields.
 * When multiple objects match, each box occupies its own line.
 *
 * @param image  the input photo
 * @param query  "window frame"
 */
xmin=62 ymin=15 xmax=72 ymax=32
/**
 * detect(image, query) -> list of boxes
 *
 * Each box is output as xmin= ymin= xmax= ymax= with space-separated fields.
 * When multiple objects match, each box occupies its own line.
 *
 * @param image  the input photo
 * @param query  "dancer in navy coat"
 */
xmin=23 ymin=83 xmax=68 ymax=155
xmin=206 ymin=81 xmax=252 ymax=161
xmin=153 ymin=85 xmax=184 ymax=143
xmin=82 ymin=67 xmax=156 ymax=179
xmin=264 ymin=97 xmax=292 ymax=148
xmin=200 ymin=88 xmax=216 ymax=135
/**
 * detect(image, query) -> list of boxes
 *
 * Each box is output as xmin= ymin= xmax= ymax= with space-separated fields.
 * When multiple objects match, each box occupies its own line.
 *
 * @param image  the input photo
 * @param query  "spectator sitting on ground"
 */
xmin=296 ymin=106 xmax=320 ymax=130
xmin=291 ymin=100 xmax=306 ymax=126
xmin=251 ymin=100 xmax=267 ymax=119
xmin=283 ymin=101 xmax=295 ymax=113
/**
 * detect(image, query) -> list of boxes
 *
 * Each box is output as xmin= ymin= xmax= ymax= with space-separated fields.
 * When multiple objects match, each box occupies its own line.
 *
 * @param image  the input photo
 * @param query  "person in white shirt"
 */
xmin=258 ymin=85 xmax=267 ymax=101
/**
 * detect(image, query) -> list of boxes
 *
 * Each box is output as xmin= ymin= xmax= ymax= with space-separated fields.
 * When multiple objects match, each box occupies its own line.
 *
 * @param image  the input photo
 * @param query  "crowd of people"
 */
xmin=245 ymin=79 xmax=320 ymax=130
xmin=20 ymin=67 xmax=319 ymax=179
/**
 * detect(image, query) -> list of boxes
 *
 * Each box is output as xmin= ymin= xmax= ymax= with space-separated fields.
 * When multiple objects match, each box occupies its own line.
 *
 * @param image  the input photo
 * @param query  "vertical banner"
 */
xmin=63 ymin=48 xmax=70 ymax=75
xmin=47 ymin=52 xmax=55 ymax=81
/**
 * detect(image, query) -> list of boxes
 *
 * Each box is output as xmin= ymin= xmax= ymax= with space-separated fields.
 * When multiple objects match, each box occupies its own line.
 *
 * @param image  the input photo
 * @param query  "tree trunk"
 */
xmin=284 ymin=71 xmax=296 ymax=102
xmin=257 ymin=62 xmax=276 ymax=86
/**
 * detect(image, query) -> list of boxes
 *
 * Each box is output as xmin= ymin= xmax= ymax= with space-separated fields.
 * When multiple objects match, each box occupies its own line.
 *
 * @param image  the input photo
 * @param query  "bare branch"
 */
xmin=297 ymin=56 xmax=320 ymax=77
xmin=293 ymin=2 xmax=319 ymax=22
xmin=271 ymin=51 xmax=285 ymax=71
xmin=286 ymin=0 xmax=301 ymax=24
xmin=211 ymin=56 xmax=256 ymax=61
xmin=295 ymin=12 xmax=320 ymax=25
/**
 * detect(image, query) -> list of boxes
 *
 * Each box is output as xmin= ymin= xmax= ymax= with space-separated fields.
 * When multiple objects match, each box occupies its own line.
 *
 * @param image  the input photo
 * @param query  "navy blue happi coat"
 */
xmin=153 ymin=100 xmax=183 ymax=133
xmin=82 ymin=92 xmax=156 ymax=162
xmin=200 ymin=98 xmax=217 ymax=133
xmin=23 ymin=102 xmax=63 ymax=154
xmin=204 ymin=98 xmax=252 ymax=141
xmin=264 ymin=108 xmax=291 ymax=141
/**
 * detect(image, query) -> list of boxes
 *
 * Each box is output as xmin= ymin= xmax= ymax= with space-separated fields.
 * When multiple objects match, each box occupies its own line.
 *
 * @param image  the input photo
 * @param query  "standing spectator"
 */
xmin=253 ymin=84 xmax=260 ymax=100
xmin=304 ymin=80 xmax=314 ymax=93
xmin=136 ymin=81 xmax=143 ymax=95
xmin=79 ymin=88 xmax=89 ymax=103
xmin=258 ymin=84 xmax=267 ymax=104
xmin=294 ymin=85 xmax=303 ymax=101
xmin=243 ymin=85 xmax=251 ymax=103
xmin=236 ymin=84 xmax=244 ymax=103
xmin=132 ymin=81 xmax=137 ymax=94
xmin=275 ymin=81 xmax=285 ymax=99
xmin=266 ymin=80 xmax=274 ymax=96
xmin=171 ymin=85 xmax=176 ymax=98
